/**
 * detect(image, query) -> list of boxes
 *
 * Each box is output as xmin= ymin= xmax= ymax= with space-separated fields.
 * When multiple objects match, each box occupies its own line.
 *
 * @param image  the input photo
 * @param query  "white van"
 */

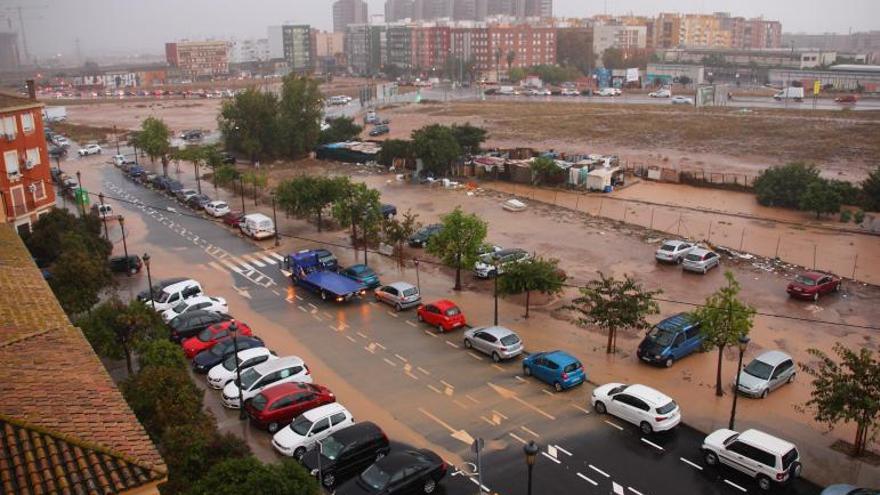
xmin=221 ymin=355 xmax=312 ymax=409
xmin=147 ymin=279 xmax=203 ymax=312
xmin=272 ymin=403 xmax=355 ymax=459
xmin=240 ymin=213 xmax=275 ymax=240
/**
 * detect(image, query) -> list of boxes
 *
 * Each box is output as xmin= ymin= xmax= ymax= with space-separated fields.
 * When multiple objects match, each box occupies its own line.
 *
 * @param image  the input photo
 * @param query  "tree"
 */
xmin=278 ymin=74 xmax=324 ymax=159
xmin=382 ymin=209 xmax=421 ymax=265
xmin=556 ymin=28 xmax=594 ymax=74
xmin=277 ymin=176 xmax=349 ymax=232
xmin=602 ymin=48 xmax=625 ymax=70
xmin=79 ymin=298 xmax=166 ymax=375
xmin=185 ymin=456 xmax=319 ymax=495
xmin=426 ymin=207 xmax=488 ymax=290
xmin=319 ymin=116 xmax=363 ymax=145
xmin=123 ymin=365 xmax=205 ymax=439
xmin=693 ymin=271 xmax=756 ymax=397
xmin=530 ymin=156 xmax=561 ymax=185
xmin=48 ymin=233 xmax=113 ymax=316
xmin=799 ymin=344 xmax=880 ymax=457
xmin=411 ymin=124 xmax=461 ymax=176
xmin=203 ymin=145 xmax=225 ymax=191
xmin=377 ymin=139 xmax=413 ymax=167
xmin=526 ymin=65 xmax=583 ymax=86
xmin=213 ymin=164 xmax=240 ymax=188
xmin=25 ymin=208 xmax=110 ymax=264
xmin=570 ymin=272 xmax=661 ymax=354
xmin=162 ymin=424 xmax=251 ymax=494
xmin=331 ymin=182 xmax=382 ymax=264
xmin=139 ymin=117 xmax=171 ymax=174
xmin=506 ymin=51 xmax=516 ymax=73
xmin=241 ymin=169 xmax=268 ymax=205
xmin=218 ymin=88 xmax=279 ymax=164
xmin=138 ymin=339 xmax=187 ymax=370
xmin=497 ymin=257 xmax=565 ymax=318
xmin=754 ymin=162 xmax=821 ymax=208
xmin=861 ymin=167 xmax=880 ymax=211
xmin=508 ymin=67 xmax=527 ymax=83
xmin=450 ymin=123 xmax=487 ymax=155
xmin=799 ymin=179 xmax=842 ymax=219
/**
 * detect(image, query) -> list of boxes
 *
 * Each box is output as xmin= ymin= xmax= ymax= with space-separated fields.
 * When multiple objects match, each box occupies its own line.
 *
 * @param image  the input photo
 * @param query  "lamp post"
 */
xmin=114 ymin=124 xmax=120 ymax=154
xmin=117 ymin=215 xmax=130 ymax=275
xmin=524 ymin=440 xmax=538 ymax=495
xmin=98 ymin=192 xmax=109 ymax=240
xmin=54 ymin=155 xmax=61 ymax=173
xmin=239 ymin=175 xmax=246 ymax=214
xmin=194 ymin=160 xmax=201 ymax=194
xmin=271 ymin=191 xmax=279 ymax=247
xmin=493 ymin=261 xmax=500 ymax=325
xmin=75 ymin=170 xmax=85 ymax=217
xmin=414 ymin=259 xmax=421 ymax=294
xmin=729 ymin=335 xmax=751 ymax=430
xmin=143 ymin=252 xmax=154 ymax=303
xmin=229 ymin=320 xmax=247 ymax=420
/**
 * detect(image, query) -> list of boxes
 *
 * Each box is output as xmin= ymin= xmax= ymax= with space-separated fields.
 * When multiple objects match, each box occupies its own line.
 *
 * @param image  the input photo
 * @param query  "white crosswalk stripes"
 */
xmin=268 ymin=252 xmax=285 ymax=261
xmin=260 ymin=254 xmax=278 ymax=265
xmin=203 ymin=252 xmax=288 ymax=288
xmin=241 ymin=254 xmax=265 ymax=267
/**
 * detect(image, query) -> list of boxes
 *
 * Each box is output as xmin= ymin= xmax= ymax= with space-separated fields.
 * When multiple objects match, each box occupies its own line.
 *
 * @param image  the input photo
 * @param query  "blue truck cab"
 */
xmin=283 ymin=250 xmax=363 ymax=302
xmin=636 ymin=313 xmax=703 ymax=368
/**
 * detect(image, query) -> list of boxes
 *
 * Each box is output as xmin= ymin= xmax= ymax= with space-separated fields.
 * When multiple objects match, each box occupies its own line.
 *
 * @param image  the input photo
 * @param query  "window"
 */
xmin=20 ymin=113 xmax=34 ymax=133
xmin=1 ymin=116 xmax=15 ymax=139
xmin=5 ymin=150 xmax=19 ymax=177
xmin=673 ymin=333 xmax=686 ymax=347
xmin=629 ymin=397 xmax=650 ymax=411
xmin=330 ymin=412 xmax=347 ymax=425
xmin=311 ymin=417 xmax=330 ymax=434
xmin=270 ymin=396 xmax=294 ymax=410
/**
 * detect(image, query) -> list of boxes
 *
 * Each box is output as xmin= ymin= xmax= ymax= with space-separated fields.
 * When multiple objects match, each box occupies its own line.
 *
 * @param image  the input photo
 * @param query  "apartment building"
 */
xmin=411 ymin=25 xmax=451 ymax=71
xmin=0 ymin=91 xmax=54 ymax=235
xmin=333 ymin=0 xmax=369 ymax=33
xmin=345 ymin=24 xmax=387 ymax=75
xmin=593 ymin=24 xmax=648 ymax=56
xmin=386 ymin=24 xmax=415 ymax=71
xmin=386 ymin=0 xmax=415 ymax=22
xmin=465 ymin=24 xmax=556 ymax=79
xmin=269 ymin=24 xmax=313 ymax=73
xmin=229 ymin=38 xmax=270 ymax=64
xmin=165 ymin=40 xmax=229 ymax=78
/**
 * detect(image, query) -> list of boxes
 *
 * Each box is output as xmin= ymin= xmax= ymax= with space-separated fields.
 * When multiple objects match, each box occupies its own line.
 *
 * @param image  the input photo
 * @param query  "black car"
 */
xmin=137 ymin=277 xmax=188 ymax=302
xmin=302 ymin=422 xmax=390 ymax=488
xmin=408 ymin=224 xmax=442 ymax=248
xmin=186 ymin=194 xmax=211 ymax=210
xmin=368 ymin=124 xmax=389 ymax=137
xmin=48 ymin=146 xmax=67 ymax=158
xmin=169 ymin=310 xmax=233 ymax=343
xmin=108 ymin=255 xmax=142 ymax=274
xmin=192 ymin=336 xmax=264 ymax=373
xmin=334 ymin=449 xmax=447 ymax=495
xmin=182 ymin=130 xmax=203 ymax=141
xmin=380 ymin=204 xmax=397 ymax=219
xmin=152 ymin=175 xmax=171 ymax=190
xmin=50 ymin=167 xmax=63 ymax=184
xmin=220 ymin=152 xmax=236 ymax=164
xmin=166 ymin=179 xmax=184 ymax=195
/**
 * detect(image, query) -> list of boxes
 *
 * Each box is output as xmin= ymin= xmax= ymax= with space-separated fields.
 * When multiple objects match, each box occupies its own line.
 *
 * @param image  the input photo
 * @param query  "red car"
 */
xmin=182 ymin=321 xmax=253 ymax=359
xmin=222 ymin=210 xmax=245 ymax=228
xmin=787 ymin=271 xmax=841 ymax=301
xmin=417 ymin=299 xmax=466 ymax=332
xmin=835 ymin=95 xmax=858 ymax=104
xmin=244 ymin=382 xmax=335 ymax=433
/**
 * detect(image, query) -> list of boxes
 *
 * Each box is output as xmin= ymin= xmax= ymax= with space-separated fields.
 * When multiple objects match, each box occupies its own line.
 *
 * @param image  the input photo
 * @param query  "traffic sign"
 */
xmin=74 ymin=188 xmax=89 ymax=206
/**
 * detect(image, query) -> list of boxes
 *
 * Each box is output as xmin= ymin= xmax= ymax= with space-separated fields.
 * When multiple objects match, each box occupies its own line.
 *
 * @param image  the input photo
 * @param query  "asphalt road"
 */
xmin=80 ymin=159 xmax=824 ymax=495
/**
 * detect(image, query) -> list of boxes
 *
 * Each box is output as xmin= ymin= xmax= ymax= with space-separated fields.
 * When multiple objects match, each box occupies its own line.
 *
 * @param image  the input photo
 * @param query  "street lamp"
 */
xmin=239 ymin=175 xmax=246 ymax=214
xmin=414 ymin=259 xmax=421 ymax=294
xmin=524 ymin=440 xmax=538 ymax=495
xmin=271 ymin=191 xmax=279 ymax=247
xmin=75 ymin=170 xmax=85 ymax=217
xmin=98 ymin=192 xmax=109 ymax=240
xmin=493 ymin=261 xmax=501 ymax=325
xmin=229 ymin=320 xmax=247 ymax=420
xmin=143 ymin=252 xmax=154 ymax=303
xmin=117 ymin=215 xmax=130 ymax=275
xmin=114 ymin=124 xmax=120 ymax=154
xmin=54 ymin=155 xmax=61 ymax=173
xmin=194 ymin=160 xmax=201 ymax=194
xmin=729 ymin=335 xmax=751 ymax=430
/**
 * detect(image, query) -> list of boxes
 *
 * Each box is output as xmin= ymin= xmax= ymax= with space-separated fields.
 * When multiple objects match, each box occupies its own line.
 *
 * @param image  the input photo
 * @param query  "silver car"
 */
xmin=463 ymin=326 xmax=524 ymax=362
xmin=681 ymin=247 xmax=721 ymax=274
xmin=655 ymin=240 xmax=694 ymax=264
xmin=737 ymin=351 xmax=796 ymax=398
xmin=374 ymin=282 xmax=421 ymax=311
xmin=474 ymin=248 xmax=530 ymax=278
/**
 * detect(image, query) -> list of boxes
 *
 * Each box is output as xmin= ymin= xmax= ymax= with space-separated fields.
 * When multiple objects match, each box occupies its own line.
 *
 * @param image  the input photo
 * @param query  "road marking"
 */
xmin=445 ymin=340 xmax=460 ymax=349
xmin=308 ymin=303 xmax=318 ymax=310
xmin=508 ymin=432 xmax=527 ymax=444
xmin=467 ymin=477 xmax=491 ymax=493
xmin=311 ymin=314 xmax=322 ymax=321
xmin=383 ymin=358 xmax=397 ymax=367
xmin=260 ymin=255 xmax=277 ymax=265
xmin=440 ymin=380 xmax=454 ymax=389
xmin=452 ymin=399 xmax=468 ymax=409
xmin=322 ymin=311 xmax=332 ymax=319
xmin=328 ymin=325 xmax=338 ymax=332
xmin=268 ymin=252 xmax=285 ymax=261
xmin=468 ymin=351 xmax=484 ymax=361
xmin=374 ymin=342 xmax=387 ymax=350
xmin=297 ymin=306 xmax=307 ymax=312
xmin=236 ymin=260 xmax=255 ymax=271
xmin=424 ymin=330 xmax=438 ymax=338
xmin=464 ymin=394 xmax=479 ymax=404
xmin=723 ymin=479 xmax=748 ymax=493
xmin=220 ymin=259 xmax=242 ymax=272
xmin=481 ymin=416 xmax=496 ymax=427
xmin=364 ymin=344 xmax=376 ymax=354
xmin=487 ymin=382 xmax=556 ymax=420
xmin=295 ymin=295 xmax=303 ymax=301
xmin=242 ymin=255 xmax=265 ymax=267
xmin=208 ymin=261 xmax=228 ymax=273
xmin=406 ymin=372 xmax=420 ymax=381
xmin=405 ymin=320 xmax=417 ymax=327
xmin=554 ymin=444 xmax=572 ymax=456
xmin=589 ymin=465 xmax=610 ymax=478
xmin=613 ymin=482 xmax=624 ymax=495
xmin=417 ymin=367 xmax=431 ymax=376
xmin=541 ymin=452 xmax=561 ymax=464
xmin=428 ymin=385 xmax=443 ymax=394
xmin=272 ymin=289 xmax=281 ymax=296
xmin=679 ymin=457 xmax=703 ymax=471
xmin=492 ymin=410 xmax=508 ymax=420
xmin=576 ymin=473 xmax=598 ymax=486
xmin=387 ymin=311 xmax=399 ymax=318
xmin=542 ymin=389 xmax=554 ymax=396
xmin=345 ymin=335 xmax=357 ymax=343
xmin=492 ymin=364 xmax=504 ymax=371
xmin=571 ymin=404 xmax=591 ymax=415
xmin=395 ymin=353 xmax=407 ymax=362
xmin=514 ymin=376 xmax=526 ymax=383
xmin=356 ymin=332 xmax=368 ymax=339
xmin=547 ymin=445 xmax=557 ymax=458
xmin=641 ymin=437 xmax=665 ymax=451
xmin=628 ymin=487 xmax=646 ymax=495
xmin=604 ymin=420 xmax=624 ymax=431
xmin=520 ymin=425 xmax=539 ymax=438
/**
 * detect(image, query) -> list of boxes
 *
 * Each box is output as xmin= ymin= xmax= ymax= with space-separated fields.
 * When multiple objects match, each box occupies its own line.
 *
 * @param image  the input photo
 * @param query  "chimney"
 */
xmin=25 ymin=80 xmax=36 ymax=100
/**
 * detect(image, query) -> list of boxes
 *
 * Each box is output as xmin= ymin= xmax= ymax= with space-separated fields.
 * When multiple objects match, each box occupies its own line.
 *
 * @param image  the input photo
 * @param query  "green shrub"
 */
xmin=137 ymin=339 xmax=187 ymax=370
xmin=123 ymin=365 xmax=205 ymax=439
xmin=840 ymin=210 xmax=852 ymax=222
xmin=185 ymin=456 xmax=319 ymax=495
xmin=854 ymin=210 xmax=866 ymax=224
xmin=753 ymin=162 xmax=820 ymax=208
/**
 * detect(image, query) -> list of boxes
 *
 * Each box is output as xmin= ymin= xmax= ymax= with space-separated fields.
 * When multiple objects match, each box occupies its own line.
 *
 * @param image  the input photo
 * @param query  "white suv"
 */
xmin=702 ymin=428 xmax=802 ymax=491
xmin=590 ymin=383 xmax=681 ymax=434
xmin=272 ymin=403 xmax=354 ymax=459
xmin=222 ymin=356 xmax=312 ymax=408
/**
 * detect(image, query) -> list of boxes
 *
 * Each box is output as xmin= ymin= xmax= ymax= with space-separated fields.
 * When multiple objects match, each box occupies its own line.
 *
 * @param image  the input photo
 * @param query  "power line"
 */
xmin=82 ymin=187 xmax=880 ymax=332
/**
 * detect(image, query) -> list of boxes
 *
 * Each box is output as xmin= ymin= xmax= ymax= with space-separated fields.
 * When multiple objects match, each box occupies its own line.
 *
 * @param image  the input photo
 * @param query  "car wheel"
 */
xmin=703 ymin=450 xmax=718 ymax=467
xmin=812 ymin=292 xmax=819 ymax=302
xmin=437 ymin=324 xmax=444 ymax=333
xmin=417 ymin=313 xmax=424 ymax=322
xmin=322 ymin=473 xmax=335 ymax=487
xmin=757 ymin=475 xmax=772 ymax=491
xmin=664 ymin=357 xmax=674 ymax=368
xmin=492 ymin=352 xmax=501 ymax=363
xmin=703 ymin=267 xmax=708 ymax=274
xmin=554 ymin=382 xmax=563 ymax=392
xmin=268 ymin=422 xmax=280 ymax=434
xmin=834 ymin=283 xmax=841 ymax=292
xmin=130 ymin=267 xmax=138 ymax=275
xmin=760 ymin=389 xmax=769 ymax=399
xmin=675 ymin=257 xmax=682 ymax=264
xmin=294 ymin=447 xmax=306 ymax=461
xmin=423 ymin=478 xmax=437 ymax=494
xmin=464 ymin=339 xmax=472 ymax=349
xmin=640 ymin=421 xmax=653 ymax=435
xmin=791 ymin=461 xmax=802 ymax=478
xmin=523 ymin=366 xmax=532 ymax=376
xmin=788 ymin=373 xmax=796 ymax=384
xmin=594 ymin=401 xmax=606 ymax=414
xmin=321 ymin=291 xmax=328 ymax=301
xmin=395 ymin=303 xmax=402 ymax=312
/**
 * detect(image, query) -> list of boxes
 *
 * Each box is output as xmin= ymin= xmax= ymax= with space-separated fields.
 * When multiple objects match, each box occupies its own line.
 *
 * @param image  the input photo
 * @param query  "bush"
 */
xmin=840 ymin=210 xmax=852 ymax=222
xmin=319 ymin=116 xmax=362 ymax=145
xmin=377 ymin=139 xmax=413 ymax=167
xmin=854 ymin=210 xmax=866 ymax=224
xmin=161 ymin=424 xmax=251 ymax=494
xmin=123 ymin=365 xmax=205 ymax=439
xmin=138 ymin=339 xmax=187 ymax=370
xmin=753 ymin=162 xmax=820 ymax=208
xmin=185 ymin=456 xmax=318 ymax=495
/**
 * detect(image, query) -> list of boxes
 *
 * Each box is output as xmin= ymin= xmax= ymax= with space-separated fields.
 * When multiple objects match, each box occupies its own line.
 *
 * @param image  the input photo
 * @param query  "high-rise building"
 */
xmin=452 ymin=0 xmax=479 ymax=21
xmin=229 ymin=38 xmax=270 ymax=64
xmin=314 ymin=31 xmax=346 ymax=73
xmin=462 ymin=24 xmax=556 ymax=80
xmin=345 ymin=24 xmax=387 ymax=75
xmin=0 ymin=32 xmax=20 ymax=71
xmin=385 ymin=0 xmax=415 ymax=22
xmin=593 ymin=24 xmax=648 ymax=57
xmin=386 ymin=24 xmax=414 ymax=71
xmin=411 ymin=25 xmax=452 ymax=71
xmin=414 ymin=0 xmax=453 ymax=20
xmin=333 ymin=0 xmax=368 ymax=33
xmin=653 ymin=13 xmax=683 ymax=49
xmin=518 ymin=0 xmax=552 ymax=18
xmin=165 ymin=41 xmax=229 ymax=78
xmin=268 ymin=25 xmax=313 ymax=72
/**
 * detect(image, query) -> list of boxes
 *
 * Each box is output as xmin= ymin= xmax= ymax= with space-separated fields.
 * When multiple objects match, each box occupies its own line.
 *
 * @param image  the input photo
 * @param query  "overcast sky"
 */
xmin=12 ymin=0 xmax=880 ymax=58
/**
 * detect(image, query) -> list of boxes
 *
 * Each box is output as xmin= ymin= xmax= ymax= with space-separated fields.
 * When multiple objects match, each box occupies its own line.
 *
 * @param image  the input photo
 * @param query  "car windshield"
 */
xmin=500 ymin=334 xmax=520 ymax=346
xmin=171 ymin=301 xmax=189 ymax=314
xmin=291 ymin=416 xmax=314 ymax=436
xmin=156 ymin=291 xmax=171 ymax=303
xmin=250 ymin=394 xmax=268 ymax=411
xmin=403 ymin=288 xmax=418 ymax=297
xmin=660 ymin=244 xmax=676 ymax=252
xmin=647 ymin=327 xmax=675 ymax=346
xmin=684 ymin=253 xmax=702 ymax=262
xmin=743 ymin=359 xmax=774 ymax=380
xmin=222 ymin=354 xmax=238 ymax=371
xmin=794 ymin=275 xmax=816 ymax=286
xmin=563 ymin=362 xmax=581 ymax=373
xmin=197 ymin=328 xmax=215 ymax=342
xmin=445 ymin=306 xmax=461 ymax=317
xmin=210 ymin=342 xmax=228 ymax=356
xmin=609 ymin=384 xmax=629 ymax=395
xmin=657 ymin=401 xmax=678 ymax=415
xmin=238 ymin=367 xmax=261 ymax=389
xmin=359 ymin=463 xmax=391 ymax=490
xmin=320 ymin=435 xmax=346 ymax=461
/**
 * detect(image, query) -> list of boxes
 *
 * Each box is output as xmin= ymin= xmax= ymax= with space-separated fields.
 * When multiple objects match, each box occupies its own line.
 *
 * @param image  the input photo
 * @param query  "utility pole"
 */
xmin=16 ymin=6 xmax=30 ymax=65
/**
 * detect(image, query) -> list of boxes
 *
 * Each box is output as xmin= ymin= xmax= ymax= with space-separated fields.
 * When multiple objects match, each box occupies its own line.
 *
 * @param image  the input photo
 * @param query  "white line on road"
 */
xmin=679 ymin=457 xmax=703 ymax=471
xmin=613 ymin=482 xmax=624 ymax=495
xmin=308 ymin=303 xmax=318 ymax=310
xmin=514 ymin=376 xmax=526 ymax=383
xmin=589 ymin=465 xmax=610 ymax=478
xmin=271 ymin=289 xmax=281 ymax=296
xmin=268 ymin=252 xmax=285 ymax=261
xmin=406 ymin=372 xmax=420 ymax=381
xmin=383 ymin=358 xmax=397 ymax=367
xmin=542 ymin=389 xmax=554 ymax=396
xmin=322 ymin=311 xmax=332 ymax=319
xmin=237 ymin=261 xmax=255 ymax=271
xmin=464 ymin=394 xmax=478 ymax=404
xmin=640 ymin=437 xmax=665 ymax=451
xmin=492 ymin=364 xmax=504 ymax=371
xmin=295 ymin=295 xmax=303 ymax=301
xmin=445 ymin=340 xmax=460 ymax=349
xmin=468 ymin=352 xmax=484 ymax=361
xmin=405 ymin=320 xmax=417 ymax=327
xmin=259 ymin=255 xmax=277 ymax=265
xmin=440 ymin=380 xmax=454 ymax=389
xmin=220 ymin=259 xmax=242 ymax=272
xmin=576 ymin=473 xmax=598 ymax=486
xmin=374 ymin=342 xmax=387 ymax=350
xmin=387 ymin=311 xmax=399 ymax=318
xmin=508 ymin=432 xmax=527 ymax=444
xmin=328 ymin=325 xmax=338 ymax=332
xmin=628 ymin=487 xmax=646 ymax=495
xmin=345 ymin=335 xmax=357 ymax=343
xmin=356 ymin=332 xmax=368 ymax=339
xmin=541 ymin=452 xmax=561 ymax=464
xmin=520 ymin=425 xmax=539 ymax=438
xmin=297 ymin=306 xmax=307 ymax=312
xmin=242 ymin=255 xmax=265 ymax=267
xmin=604 ymin=420 xmax=624 ymax=431
xmin=723 ymin=479 xmax=748 ymax=492
xmin=395 ymin=354 xmax=408 ymax=362
xmin=554 ymin=444 xmax=572 ymax=456
xmin=427 ymin=384 xmax=443 ymax=394
xmin=424 ymin=330 xmax=438 ymax=338
xmin=492 ymin=410 xmax=508 ymax=420
xmin=417 ymin=367 xmax=431 ymax=376
xmin=571 ymin=404 xmax=591 ymax=415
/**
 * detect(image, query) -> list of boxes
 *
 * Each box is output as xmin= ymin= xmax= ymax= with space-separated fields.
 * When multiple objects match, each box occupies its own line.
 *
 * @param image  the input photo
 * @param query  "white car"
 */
xmin=53 ymin=136 xmax=70 ymax=147
xmin=221 ymin=356 xmax=312 ymax=408
xmin=598 ymin=87 xmax=621 ymax=97
xmin=474 ymin=248 xmax=530 ymax=278
xmin=654 ymin=240 xmax=695 ymax=264
xmin=161 ymin=295 xmax=228 ymax=323
xmin=702 ymin=428 xmax=802 ymax=491
xmin=78 ymin=144 xmax=102 ymax=156
xmin=560 ymin=88 xmax=580 ymax=96
xmin=207 ymin=347 xmax=276 ymax=390
xmin=671 ymin=96 xmax=694 ymax=105
xmin=272 ymin=403 xmax=354 ymax=460
xmin=591 ymin=383 xmax=681 ymax=434
xmin=204 ymin=200 xmax=230 ymax=217
xmin=649 ymin=89 xmax=671 ymax=98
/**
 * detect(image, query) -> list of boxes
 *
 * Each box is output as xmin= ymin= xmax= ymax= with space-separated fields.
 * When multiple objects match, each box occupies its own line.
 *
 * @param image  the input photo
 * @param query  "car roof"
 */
xmin=235 ymin=347 xmax=271 ymax=360
xmin=688 ymin=247 xmax=713 ymax=256
xmin=209 ymin=200 xmax=227 ymax=206
xmin=253 ymin=355 xmax=305 ymax=375
xmin=662 ymin=239 xmax=689 ymax=247
xmin=327 ymin=421 xmax=383 ymax=444
xmin=388 ymin=281 xmax=416 ymax=291
xmin=162 ymin=279 xmax=200 ymax=292
xmin=753 ymin=350 xmax=792 ymax=367
xmin=347 ymin=264 xmax=370 ymax=272
xmin=431 ymin=299 xmax=457 ymax=309
xmin=376 ymin=450 xmax=430 ymax=471
xmin=799 ymin=271 xmax=824 ymax=280
xmin=302 ymin=402 xmax=347 ymax=420
xmin=625 ymin=384 xmax=674 ymax=407
xmin=655 ymin=313 xmax=696 ymax=332
xmin=738 ymin=429 xmax=797 ymax=455
xmin=260 ymin=381 xmax=315 ymax=401
xmin=544 ymin=350 xmax=580 ymax=365
xmin=496 ymin=248 xmax=526 ymax=256
xmin=478 ymin=325 xmax=516 ymax=338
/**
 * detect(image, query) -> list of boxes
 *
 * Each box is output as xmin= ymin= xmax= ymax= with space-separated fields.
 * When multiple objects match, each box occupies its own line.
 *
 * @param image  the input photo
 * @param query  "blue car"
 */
xmin=636 ymin=313 xmax=703 ymax=368
xmin=340 ymin=264 xmax=380 ymax=289
xmin=522 ymin=351 xmax=586 ymax=392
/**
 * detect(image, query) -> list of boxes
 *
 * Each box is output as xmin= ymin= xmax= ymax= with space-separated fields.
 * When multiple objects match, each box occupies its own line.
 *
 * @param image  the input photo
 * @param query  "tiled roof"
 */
xmin=0 ymin=226 xmax=167 ymax=493
xmin=0 ymin=90 xmax=41 ymax=112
